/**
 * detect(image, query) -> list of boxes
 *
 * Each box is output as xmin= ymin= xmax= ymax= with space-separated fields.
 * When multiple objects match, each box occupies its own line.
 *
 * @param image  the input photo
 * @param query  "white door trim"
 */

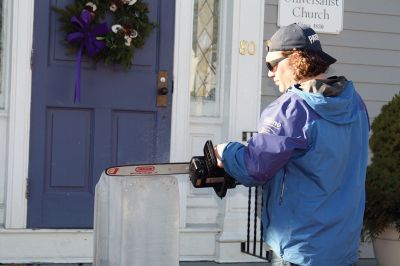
xmin=4 ymin=0 xmax=34 ymax=229
xmin=170 ymin=0 xmax=194 ymax=227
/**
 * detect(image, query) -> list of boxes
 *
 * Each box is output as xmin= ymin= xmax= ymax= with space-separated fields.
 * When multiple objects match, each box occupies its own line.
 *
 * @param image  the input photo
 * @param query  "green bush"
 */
xmin=363 ymin=93 xmax=400 ymax=240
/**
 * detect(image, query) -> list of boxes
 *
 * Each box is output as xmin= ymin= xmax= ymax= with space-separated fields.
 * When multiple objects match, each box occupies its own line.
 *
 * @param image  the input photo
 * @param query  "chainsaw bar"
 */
xmin=103 ymin=140 xmax=237 ymax=199
xmin=105 ymin=163 xmax=190 ymax=176
xmin=105 ymin=163 xmax=225 ymax=185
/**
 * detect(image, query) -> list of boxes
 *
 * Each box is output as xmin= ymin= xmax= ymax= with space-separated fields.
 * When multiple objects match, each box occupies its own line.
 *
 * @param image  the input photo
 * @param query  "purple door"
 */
xmin=28 ymin=0 xmax=175 ymax=228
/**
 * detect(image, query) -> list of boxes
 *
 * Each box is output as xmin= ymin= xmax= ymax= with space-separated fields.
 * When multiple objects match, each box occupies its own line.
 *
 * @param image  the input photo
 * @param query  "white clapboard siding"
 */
xmin=344 ymin=0 xmax=400 ymax=16
xmin=264 ymin=24 xmax=400 ymax=51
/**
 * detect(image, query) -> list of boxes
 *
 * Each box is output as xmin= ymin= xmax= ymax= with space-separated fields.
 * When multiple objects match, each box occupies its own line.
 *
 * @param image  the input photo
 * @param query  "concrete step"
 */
xmin=0 ymin=258 xmax=378 ymax=265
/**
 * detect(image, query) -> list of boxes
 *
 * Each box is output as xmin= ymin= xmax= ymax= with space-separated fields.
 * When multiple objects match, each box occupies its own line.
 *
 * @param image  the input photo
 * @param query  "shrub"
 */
xmin=363 ymin=93 xmax=400 ymax=239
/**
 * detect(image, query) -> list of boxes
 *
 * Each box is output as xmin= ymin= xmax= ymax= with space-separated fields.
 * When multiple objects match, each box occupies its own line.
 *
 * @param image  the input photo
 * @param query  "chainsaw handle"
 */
xmin=204 ymin=140 xmax=237 ymax=198
xmin=188 ymin=140 xmax=237 ymax=198
xmin=203 ymin=140 xmax=218 ymax=176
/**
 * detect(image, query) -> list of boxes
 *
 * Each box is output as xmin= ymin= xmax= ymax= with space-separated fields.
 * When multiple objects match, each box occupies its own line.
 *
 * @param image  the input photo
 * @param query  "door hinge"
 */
xmin=25 ymin=178 xmax=30 ymax=199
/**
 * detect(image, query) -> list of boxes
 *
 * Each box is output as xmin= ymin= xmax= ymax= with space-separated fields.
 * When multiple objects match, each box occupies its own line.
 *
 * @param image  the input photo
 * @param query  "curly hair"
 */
xmin=282 ymin=50 xmax=331 ymax=82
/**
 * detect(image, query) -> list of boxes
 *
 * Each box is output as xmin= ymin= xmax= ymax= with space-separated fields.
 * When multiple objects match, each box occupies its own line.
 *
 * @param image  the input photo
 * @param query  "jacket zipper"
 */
xmin=279 ymin=166 xmax=287 ymax=206
xmin=265 ymin=184 xmax=271 ymax=227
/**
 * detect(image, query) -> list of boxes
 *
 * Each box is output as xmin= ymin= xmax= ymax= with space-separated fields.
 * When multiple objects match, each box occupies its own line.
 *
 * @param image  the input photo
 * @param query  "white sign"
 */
xmin=278 ymin=0 xmax=344 ymax=34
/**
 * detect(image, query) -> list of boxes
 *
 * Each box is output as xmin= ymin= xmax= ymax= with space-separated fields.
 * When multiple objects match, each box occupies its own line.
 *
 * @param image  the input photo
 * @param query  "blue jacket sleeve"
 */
xmin=221 ymin=93 xmax=313 ymax=186
xmin=220 ymin=142 xmax=259 ymax=187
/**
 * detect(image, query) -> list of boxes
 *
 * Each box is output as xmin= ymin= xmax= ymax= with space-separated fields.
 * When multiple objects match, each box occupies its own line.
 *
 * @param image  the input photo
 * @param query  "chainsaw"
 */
xmin=104 ymin=140 xmax=238 ymax=198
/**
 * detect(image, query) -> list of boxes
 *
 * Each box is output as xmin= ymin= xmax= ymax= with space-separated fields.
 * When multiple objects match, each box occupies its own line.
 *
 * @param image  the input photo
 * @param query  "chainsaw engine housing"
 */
xmin=189 ymin=140 xmax=238 ymax=198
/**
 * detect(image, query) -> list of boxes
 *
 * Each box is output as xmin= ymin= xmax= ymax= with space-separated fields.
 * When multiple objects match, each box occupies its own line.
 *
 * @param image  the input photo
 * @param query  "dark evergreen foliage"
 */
xmin=363 ymin=93 xmax=400 ymax=239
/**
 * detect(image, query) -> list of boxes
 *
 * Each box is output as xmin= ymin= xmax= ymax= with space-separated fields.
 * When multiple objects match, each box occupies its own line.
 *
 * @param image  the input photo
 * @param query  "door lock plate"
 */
xmin=157 ymin=71 xmax=168 ymax=107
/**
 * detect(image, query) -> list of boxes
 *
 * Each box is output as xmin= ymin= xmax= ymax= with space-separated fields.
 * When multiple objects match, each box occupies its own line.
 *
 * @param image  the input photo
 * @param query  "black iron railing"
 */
xmin=240 ymin=131 xmax=271 ymax=261
xmin=240 ymin=186 xmax=271 ymax=261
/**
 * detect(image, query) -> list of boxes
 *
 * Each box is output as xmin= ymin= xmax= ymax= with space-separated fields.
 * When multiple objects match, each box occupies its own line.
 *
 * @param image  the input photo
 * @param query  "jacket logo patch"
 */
xmin=260 ymin=116 xmax=282 ymax=135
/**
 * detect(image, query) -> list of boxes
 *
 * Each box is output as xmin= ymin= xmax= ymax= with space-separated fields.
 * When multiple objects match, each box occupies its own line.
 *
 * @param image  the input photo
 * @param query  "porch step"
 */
xmin=180 ymin=223 xmax=220 ymax=261
xmin=0 ymin=259 xmax=379 ymax=265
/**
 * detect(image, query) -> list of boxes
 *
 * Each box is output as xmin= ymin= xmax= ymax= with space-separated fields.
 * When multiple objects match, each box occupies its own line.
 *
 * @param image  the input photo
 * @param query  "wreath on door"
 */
xmin=53 ymin=0 xmax=156 ymax=102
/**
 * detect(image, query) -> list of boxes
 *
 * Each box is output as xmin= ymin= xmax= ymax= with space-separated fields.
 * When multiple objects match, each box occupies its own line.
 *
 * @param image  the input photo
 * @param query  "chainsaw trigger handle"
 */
xmin=189 ymin=140 xmax=238 ymax=199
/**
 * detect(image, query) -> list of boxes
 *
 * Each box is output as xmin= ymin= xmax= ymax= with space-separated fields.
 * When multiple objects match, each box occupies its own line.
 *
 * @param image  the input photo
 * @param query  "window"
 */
xmin=190 ymin=0 xmax=221 ymax=117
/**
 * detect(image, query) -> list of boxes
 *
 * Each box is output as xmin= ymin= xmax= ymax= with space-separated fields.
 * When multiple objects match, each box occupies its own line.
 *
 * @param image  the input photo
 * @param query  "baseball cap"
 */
xmin=265 ymin=23 xmax=336 ymax=65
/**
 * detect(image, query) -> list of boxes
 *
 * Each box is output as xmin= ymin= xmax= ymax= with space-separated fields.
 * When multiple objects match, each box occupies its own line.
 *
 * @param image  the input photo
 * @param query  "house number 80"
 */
xmin=239 ymin=40 xmax=256 ymax=56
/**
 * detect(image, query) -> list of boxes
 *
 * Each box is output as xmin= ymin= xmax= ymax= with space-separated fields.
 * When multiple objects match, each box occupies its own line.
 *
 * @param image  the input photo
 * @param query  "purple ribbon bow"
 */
xmin=67 ymin=9 xmax=108 ymax=102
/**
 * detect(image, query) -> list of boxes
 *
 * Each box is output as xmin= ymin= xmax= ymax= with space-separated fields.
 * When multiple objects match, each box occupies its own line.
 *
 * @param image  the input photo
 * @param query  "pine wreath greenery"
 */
xmin=363 ymin=93 xmax=400 ymax=240
xmin=53 ymin=0 xmax=156 ymax=68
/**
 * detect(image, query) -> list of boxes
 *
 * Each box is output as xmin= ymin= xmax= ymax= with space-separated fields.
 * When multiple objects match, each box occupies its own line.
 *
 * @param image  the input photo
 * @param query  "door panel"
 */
xmin=112 ymin=111 xmax=156 ymax=164
xmin=28 ymin=0 xmax=175 ymax=228
xmin=46 ymin=108 xmax=93 ymax=189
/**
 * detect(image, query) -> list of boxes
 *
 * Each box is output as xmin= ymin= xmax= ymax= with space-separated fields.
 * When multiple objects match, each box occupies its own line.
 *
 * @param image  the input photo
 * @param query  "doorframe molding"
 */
xmin=4 ymin=0 xmax=34 ymax=228
xmin=170 ymin=0 xmax=193 ymax=227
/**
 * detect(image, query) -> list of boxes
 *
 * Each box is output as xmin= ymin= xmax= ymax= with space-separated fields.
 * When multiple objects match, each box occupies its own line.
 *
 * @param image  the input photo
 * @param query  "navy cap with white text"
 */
xmin=266 ymin=23 xmax=336 ymax=65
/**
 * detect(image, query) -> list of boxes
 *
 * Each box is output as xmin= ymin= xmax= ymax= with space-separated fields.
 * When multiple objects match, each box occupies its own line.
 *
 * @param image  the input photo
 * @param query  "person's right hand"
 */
xmin=214 ymin=143 xmax=228 ymax=168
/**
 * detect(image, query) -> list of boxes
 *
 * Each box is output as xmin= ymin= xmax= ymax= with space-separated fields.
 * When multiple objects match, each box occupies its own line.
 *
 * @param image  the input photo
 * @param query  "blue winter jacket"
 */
xmin=220 ymin=77 xmax=369 ymax=266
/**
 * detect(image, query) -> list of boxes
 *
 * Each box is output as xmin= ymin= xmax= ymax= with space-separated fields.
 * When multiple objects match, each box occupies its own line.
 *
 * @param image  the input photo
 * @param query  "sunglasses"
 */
xmin=266 ymin=56 xmax=286 ymax=72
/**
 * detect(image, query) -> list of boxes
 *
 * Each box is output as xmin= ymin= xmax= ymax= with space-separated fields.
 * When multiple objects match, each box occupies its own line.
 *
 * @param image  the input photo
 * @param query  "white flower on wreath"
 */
xmin=112 ymin=24 xmax=124 ymax=33
xmin=85 ymin=2 xmax=97 ymax=11
xmin=130 ymin=30 xmax=138 ymax=39
xmin=112 ymin=24 xmax=139 ymax=46
xmin=109 ymin=4 xmax=118 ymax=12
xmin=124 ymin=35 xmax=132 ymax=46
xmin=122 ymin=0 xmax=137 ymax=6
xmin=124 ymin=30 xmax=138 ymax=46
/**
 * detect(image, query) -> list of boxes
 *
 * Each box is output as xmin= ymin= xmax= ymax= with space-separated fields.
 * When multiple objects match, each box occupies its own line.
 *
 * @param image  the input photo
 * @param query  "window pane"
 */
xmin=190 ymin=0 xmax=220 ymax=117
